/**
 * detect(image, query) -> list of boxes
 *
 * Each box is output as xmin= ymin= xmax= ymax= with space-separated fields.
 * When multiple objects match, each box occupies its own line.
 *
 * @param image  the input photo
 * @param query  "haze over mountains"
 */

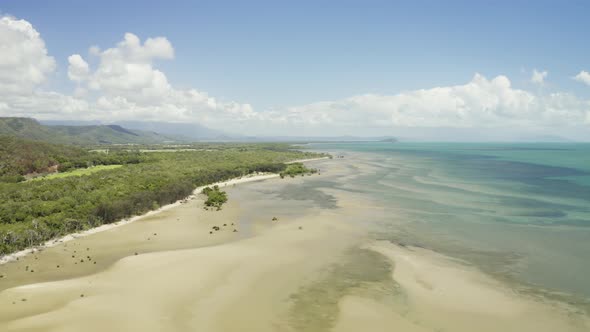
xmin=40 ymin=119 xmax=399 ymax=142
xmin=0 ymin=118 xmax=180 ymax=145
xmin=39 ymin=119 xmax=575 ymax=143
xmin=1 ymin=117 xmax=575 ymax=144
xmin=41 ymin=120 xmax=231 ymax=141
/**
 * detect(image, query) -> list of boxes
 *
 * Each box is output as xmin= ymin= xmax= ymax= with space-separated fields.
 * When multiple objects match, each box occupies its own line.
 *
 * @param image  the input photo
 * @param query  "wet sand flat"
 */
xmin=0 ymin=194 xmax=242 ymax=293
xmin=363 ymin=241 xmax=590 ymax=332
xmin=0 ymin=199 xmax=365 ymax=331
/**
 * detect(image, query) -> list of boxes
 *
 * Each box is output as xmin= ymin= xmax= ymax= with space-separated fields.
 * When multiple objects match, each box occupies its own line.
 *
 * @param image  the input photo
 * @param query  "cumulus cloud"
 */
xmin=270 ymin=74 xmax=590 ymax=133
xmin=67 ymin=54 xmax=89 ymax=82
xmin=531 ymin=69 xmax=548 ymax=85
xmin=62 ymin=32 xmax=256 ymax=126
xmin=0 ymin=16 xmax=55 ymax=95
xmin=0 ymin=16 xmax=89 ymax=120
xmin=76 ymin=32 xmax=174 ymax=103
xmin=573 ymin=71 xmax=590 ymax=86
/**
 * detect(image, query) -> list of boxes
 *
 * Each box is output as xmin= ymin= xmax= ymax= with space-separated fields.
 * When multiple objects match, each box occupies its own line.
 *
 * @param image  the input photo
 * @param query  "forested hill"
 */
xmin=0 ymin=136 xmax=145 ymax=183
xmin=0 ymin=117 xmax=183 ymax=145
xmin=0 ymin=136 xmax=86 ymax=182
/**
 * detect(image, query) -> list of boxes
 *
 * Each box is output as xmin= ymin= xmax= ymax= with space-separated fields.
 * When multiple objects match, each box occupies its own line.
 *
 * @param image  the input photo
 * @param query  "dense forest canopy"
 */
xmin=0 ymin=136 xmax=144 ymax=183
xmin=0 ymin=140 xmax=324 ymax=255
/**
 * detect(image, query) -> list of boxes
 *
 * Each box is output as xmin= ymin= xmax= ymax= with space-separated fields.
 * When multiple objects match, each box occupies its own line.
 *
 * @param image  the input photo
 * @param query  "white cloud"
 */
xmin=267 ymin=74 xmax=590 ymax=134
xmin=0 ymin=16 xmax=55 ymax=95
xmin=67 ymin=54 xmax=89 ymax=82
xmin=531 ymin=69 xmax=548 ymax=85
xmin=61 ymin=32 xmax=256 ymax=126
xmin=89 ymin=45 xmax=101 ymax=56
xmin=78 ymin=33 xmax=174 ymax=103
xmin=0 ymin=16 xmax=89 ymax=120
xmin=573 ymin=71 xmax=590 ymax=86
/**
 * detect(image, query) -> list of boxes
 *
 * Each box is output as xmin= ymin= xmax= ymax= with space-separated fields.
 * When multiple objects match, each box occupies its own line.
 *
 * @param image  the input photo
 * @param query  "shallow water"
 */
xmin=309 ymin=142 xmax=590 ymax=303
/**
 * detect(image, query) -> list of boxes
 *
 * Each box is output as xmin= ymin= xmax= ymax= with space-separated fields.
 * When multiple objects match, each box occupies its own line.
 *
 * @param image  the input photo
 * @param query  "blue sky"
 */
xmin=1 ymin=0 xmax=589 ymax=139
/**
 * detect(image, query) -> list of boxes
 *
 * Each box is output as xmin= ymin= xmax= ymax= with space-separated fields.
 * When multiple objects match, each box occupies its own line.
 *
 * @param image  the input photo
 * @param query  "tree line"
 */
xmin=0 ymin=145 xmax=322 ymax=255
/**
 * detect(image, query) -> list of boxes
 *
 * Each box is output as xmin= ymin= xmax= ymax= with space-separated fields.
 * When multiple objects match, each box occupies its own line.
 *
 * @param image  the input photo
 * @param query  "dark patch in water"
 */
xmin=276 ymin=183 xmax=339 ymax=209
xmin=287 ymin=248 xmax=400 ymax=332
xmin=513 ymin=210 xmax=567 ymax=218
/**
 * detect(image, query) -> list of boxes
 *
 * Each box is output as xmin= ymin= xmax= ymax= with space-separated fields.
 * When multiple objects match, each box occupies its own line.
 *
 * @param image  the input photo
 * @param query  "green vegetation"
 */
xmin=280 ymin=163 xmax=318 ymax=178
xmin=0 ymin=135 xmax=86 ymax=182
xmin=0 ymin=142 xmax=321 ymax=255
xmin=28 ymin=165 xmax=123 ymax=181
xmin=202 ymin=185 xmax=228 ymax=210
xmin=0 ymin=136 xmax=145 ymax=183
xmin=0 ymin=117 xmax=182 ymax=145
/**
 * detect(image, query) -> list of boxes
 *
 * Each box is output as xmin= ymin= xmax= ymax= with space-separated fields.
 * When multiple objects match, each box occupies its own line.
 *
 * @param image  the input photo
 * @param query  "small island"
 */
xmin=202 ymin=185 xmax=228 ymax=210
xmin=379 ymin=138 xmax=398 ymax=143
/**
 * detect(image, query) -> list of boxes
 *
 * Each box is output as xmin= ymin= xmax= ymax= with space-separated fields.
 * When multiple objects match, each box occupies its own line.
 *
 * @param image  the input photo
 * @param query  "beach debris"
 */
xmin=134 ymin=252 xmax=138 ymax=255
xmin=153 ymin=233 xmax=157 ymax=236
xmin=57 ymin=265 xmax=60 ymax=268
xmin=209 ymin=231 xmax=213 ymax=234
xmin=223 ymin=223 xmax=227 ymax=227
xmin=233 ymin=229 xmax=238 ymax=232
xmin=212 ymin=226 xmax=220 ymax=231
xmin=25 ymin=265 xmax=29 ymax=271
xmin=94 ymin=262 xmax=97 ymax=264
xmin=231 ymin=222 xmax=234 ymax=226
xmin=72 ymin=255 xmax=75 ymax=258
xmin=87 ymin=248 xmax=90 ymax=251
xmin=80 ymin=259 xmax=84 ymax=263
xmin=80 ymin=294 xmax=84 ymax=298
xmin=0 ymin=274 xmax=5 ymax=278
xmin=21 ymin=298 xmax=26 ymax=302
xmin=298 ymin=226 xmax=303 ymax=230
xmin=272 ymin=217 xmax=278 ymax=221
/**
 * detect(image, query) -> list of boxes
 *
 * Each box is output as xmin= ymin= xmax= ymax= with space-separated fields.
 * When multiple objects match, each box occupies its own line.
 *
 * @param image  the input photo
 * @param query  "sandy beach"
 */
xmin=0 ymin=156 xmax=325 ymax=266
xmin=1 ymin=157 xmax=588 ymax=332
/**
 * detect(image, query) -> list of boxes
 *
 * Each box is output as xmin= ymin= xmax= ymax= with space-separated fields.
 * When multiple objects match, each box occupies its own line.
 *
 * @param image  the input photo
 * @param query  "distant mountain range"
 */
xmin=0 ymin=118 xmax=182 ymax=145
xmin=41 ymin=120 xmax=231 ymax=141
xmin=39 ymin=120 xmax=401 ymax=142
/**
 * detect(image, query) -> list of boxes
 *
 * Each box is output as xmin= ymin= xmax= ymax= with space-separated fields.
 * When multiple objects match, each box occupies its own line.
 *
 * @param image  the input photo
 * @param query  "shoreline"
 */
xmin=285 ymin=156 xmax=330 ymax=164
xmin=2 ymin=154 xmax=589 ymax=332
xmin=0 ymin=157 xmax=327 ymax=266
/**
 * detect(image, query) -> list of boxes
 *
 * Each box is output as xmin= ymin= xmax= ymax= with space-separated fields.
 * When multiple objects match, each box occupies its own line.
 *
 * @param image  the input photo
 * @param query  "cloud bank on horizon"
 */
xmin=1 ymin=15 xmax=589 ymax=139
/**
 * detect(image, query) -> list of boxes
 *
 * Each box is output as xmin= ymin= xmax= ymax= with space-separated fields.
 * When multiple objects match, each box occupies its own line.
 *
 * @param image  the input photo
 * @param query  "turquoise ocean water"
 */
xmin=309 ymin=142 xmax=590 ymax=303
